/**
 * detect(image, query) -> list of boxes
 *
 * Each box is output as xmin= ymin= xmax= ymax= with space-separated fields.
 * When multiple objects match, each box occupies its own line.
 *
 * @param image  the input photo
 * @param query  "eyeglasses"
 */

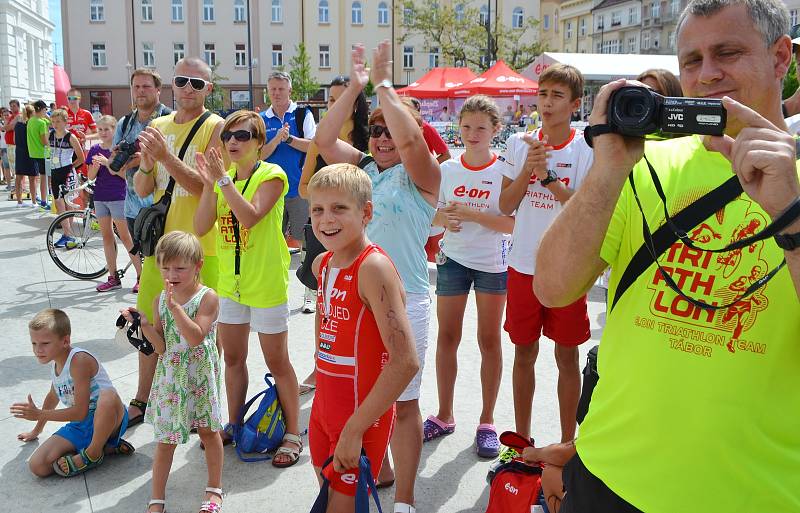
xmin=67 ymin=96 xmax=80 ymax=101
xmin=368 ymin=125 xmax=392 ymax=139
xmin=221 ymin=130 xmax=255 ymax=143
xmin=173 ymin=75 xmax=210 ymax=91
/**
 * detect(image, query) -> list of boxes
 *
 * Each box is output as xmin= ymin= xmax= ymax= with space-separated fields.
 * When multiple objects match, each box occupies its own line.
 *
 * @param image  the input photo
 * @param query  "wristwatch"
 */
xmin=374 ymin=79 xmax=393 ymax=91
xmin=775 ymin=231 xmax=800 ymax=251
xmin=217 ymin=176 xmax=232 ymax=187
xmin=285 ymin=134 xmax=294 ymax=145
xmin=540 ymin=169 xmax=558 ymax=186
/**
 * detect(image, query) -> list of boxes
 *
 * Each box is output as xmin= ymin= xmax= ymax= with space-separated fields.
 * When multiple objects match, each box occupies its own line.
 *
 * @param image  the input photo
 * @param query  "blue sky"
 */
xmin=49 ymin=0 xmax=63 ymax=64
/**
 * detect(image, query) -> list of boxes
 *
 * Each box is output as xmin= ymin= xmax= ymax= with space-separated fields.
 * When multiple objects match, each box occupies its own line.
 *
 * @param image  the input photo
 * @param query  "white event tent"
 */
xmin=523 ymin=52 xmax=680 ymax=83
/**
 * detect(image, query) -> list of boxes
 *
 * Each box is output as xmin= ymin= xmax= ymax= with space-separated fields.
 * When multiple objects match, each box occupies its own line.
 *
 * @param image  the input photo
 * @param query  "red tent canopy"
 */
xmin=449 ymin=60 xmax=538 ymax=97
xmin=396 ymin=67 xmax=477 ymax=98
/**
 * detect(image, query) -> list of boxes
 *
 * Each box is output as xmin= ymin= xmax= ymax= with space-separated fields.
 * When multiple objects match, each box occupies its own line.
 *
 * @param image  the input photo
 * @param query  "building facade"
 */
xmin=591 ymin=0 xmax=642 ymax=54
xmin=559 ymin=0 xmax=597 ymax=53
xmin=0 ymin=0 xmax=55 ymax=107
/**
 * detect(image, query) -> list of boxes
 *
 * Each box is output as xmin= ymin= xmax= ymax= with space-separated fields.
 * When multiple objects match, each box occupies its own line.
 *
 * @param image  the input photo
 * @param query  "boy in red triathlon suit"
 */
xmin=308 ymin=163 xmax=419 ymax=513
xmin=498 ymin=64 xmax=594 ymax=449
xmin=65 ymin=89 xmax=97 ymax=177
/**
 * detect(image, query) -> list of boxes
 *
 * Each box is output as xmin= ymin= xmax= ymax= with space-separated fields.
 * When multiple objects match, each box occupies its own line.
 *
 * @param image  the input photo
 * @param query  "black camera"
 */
xmin=109 ymin=140 xmax=140 ymax=172
xmin=608 ymin=86 xmax=726 ymax=137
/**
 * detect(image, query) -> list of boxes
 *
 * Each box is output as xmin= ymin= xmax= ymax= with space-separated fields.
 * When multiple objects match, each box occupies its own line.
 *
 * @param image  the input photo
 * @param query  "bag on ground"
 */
xmin=486 ymin=460 xmax=544 ymax=513
xmin=233 ymin=373 xmax=286 ymax=462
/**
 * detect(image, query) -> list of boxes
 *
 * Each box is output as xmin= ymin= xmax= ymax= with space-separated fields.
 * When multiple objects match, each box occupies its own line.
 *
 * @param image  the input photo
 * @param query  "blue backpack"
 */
xmin=233 ymin=373 xmax=286 ymax=462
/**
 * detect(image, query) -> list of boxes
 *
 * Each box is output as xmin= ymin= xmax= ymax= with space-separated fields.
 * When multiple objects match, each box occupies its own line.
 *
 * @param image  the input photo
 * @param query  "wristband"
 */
xmin=583 ymin=124 xmax=615 ymax=149
xmin=138 ymin=167 xmax=154 ymax=176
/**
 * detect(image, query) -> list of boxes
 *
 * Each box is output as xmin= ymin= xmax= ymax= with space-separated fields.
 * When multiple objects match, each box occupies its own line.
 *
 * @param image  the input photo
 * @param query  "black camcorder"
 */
xmin=608 ymin=86 xmax=726 ymax=137
xmin=109 ymin=140 xmax=140 ymax=172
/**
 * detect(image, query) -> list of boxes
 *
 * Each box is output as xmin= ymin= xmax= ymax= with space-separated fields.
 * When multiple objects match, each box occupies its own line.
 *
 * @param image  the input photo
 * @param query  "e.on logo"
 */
xmin=340 ymin=473 xmax=358 ymax=485
xmin=454 ymin=185 xmax=491 ymax=199
xmin=504 ymin=482 xmax=519 ymax=495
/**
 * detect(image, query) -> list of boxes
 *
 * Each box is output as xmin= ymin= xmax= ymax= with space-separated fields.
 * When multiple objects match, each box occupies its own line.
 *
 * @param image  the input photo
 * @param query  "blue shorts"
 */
xmin=54 ymin=408 xmax=128 ymax=452
xmin=435 ymin=255 xmax=508 ymax=296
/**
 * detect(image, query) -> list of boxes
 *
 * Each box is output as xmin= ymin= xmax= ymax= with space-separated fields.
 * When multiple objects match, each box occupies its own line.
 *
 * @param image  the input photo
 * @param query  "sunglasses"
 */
xmin=368 ymin=124 xmax=392 ymax=139
xmin=67 ymin=96 xmax=80 ymax=101
xmin=221 ymin=130 xmax=255 ymax=143
xmin=173 ymin=75 xmax=210 ymax=91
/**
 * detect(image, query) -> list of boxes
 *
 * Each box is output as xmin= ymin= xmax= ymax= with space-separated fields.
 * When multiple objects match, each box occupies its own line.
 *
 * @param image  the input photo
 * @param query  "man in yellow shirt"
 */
xmin=533 ymin=0 xmax=800 ymax=511
xmin=128 ymin=57 xmax=224 ymax=428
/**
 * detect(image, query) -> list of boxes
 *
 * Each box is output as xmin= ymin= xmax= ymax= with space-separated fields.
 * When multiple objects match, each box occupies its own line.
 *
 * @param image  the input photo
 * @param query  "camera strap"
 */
xmin=620 ymin=154 xmax=792 ymax=312
xmin=230 ymin=163 xmax=258 ymax=290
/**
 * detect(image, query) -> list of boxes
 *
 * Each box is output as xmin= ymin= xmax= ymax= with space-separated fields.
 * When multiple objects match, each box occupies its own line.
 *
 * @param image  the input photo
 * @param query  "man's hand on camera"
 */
xmin=707 ymin=97 xmax=800 ymax=219
xmin=589 ymin=79 xmax=646 ymax=174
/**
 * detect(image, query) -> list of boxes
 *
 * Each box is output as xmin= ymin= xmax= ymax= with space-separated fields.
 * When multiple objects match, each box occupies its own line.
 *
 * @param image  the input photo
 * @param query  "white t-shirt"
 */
xmin=500 ymin=128 xmax=593 ymax=275
xmin=785 ymin=113 xmax=800 ymax=136
xmin=438 ymin=154 xmax=512 ymax=273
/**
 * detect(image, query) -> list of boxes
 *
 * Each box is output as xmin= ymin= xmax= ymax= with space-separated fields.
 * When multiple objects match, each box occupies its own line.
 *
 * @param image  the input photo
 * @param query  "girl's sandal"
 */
xmin=271 ymin=433 xmax=303 ymax=468
xmin=145 ymin=499 xmax=166 ymax=512
xmin=52 ymin=448 xmax=105 ymax=477
xmin=198 ymin=487 xmax=223 ymax=513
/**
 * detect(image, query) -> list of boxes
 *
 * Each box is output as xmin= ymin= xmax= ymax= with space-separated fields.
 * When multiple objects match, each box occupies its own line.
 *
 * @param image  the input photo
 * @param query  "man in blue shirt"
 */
xmin=260 ymin=71 xmax=317 ymax=312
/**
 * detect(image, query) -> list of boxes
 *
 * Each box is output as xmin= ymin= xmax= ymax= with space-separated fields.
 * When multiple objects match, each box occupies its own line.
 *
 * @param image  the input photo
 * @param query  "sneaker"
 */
xmin=16 ymin=202 xmax=26 ymax=208
xmin=302 ymin=288 xmax=316 ymax=314
xmin=96 ymin=276 xmax=122 ymax=292
xmin=39 ymin=200 xmax=50 ymax=210
xmin=475 ymin=424 xmax=500 ymax=458
xmin=487 ymin=445 xmax=520 ymax=483
xmin=53 ymin=235 xmax=70 ymax=248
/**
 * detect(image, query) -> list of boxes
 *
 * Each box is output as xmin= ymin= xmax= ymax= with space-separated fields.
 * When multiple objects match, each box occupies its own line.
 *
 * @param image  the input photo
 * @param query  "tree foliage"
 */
xmin=783 ymin=56 xmax=798 ymax=101
xmin=397 ymin=0 xmax=545 ymax=72
xmin=288 ymin=43 xmax=320 ymax=101
xmin=204 ymin=63 xmax=228 ymax=111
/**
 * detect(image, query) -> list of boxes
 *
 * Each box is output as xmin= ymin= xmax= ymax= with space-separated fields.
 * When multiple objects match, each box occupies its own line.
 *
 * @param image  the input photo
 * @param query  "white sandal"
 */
xmin=394 ymin=503 xmax=416 ymax=513
xmin=145 ymin=499 xmax=166 ymax=513
xmin=272 ymin=433 xmax=303 ymax=468
xmin=198 ymin=487 xmax=223 ymax=513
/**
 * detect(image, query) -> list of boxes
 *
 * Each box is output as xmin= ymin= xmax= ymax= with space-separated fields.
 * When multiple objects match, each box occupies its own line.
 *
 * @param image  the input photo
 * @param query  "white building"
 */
xmin=0 ymin=0 xmax=55 ymax=106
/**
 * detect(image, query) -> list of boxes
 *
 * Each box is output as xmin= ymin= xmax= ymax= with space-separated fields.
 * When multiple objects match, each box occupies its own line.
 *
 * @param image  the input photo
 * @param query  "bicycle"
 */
xmin=45 ymin=179 xmax=133 ymax=280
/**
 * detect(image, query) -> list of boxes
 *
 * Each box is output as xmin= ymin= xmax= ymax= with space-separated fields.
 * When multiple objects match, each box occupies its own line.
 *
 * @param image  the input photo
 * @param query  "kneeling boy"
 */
xmin=11 ymin=308 xmax=132 ymax=477
xmin=307 ymin=164 xmax=420 ymax=513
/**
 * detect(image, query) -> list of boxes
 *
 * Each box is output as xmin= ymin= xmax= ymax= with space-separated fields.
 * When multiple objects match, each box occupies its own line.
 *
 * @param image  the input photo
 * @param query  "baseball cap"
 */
xmin=32 ymin=99 xmax=48 ymax=110
xmin=791 ymin=23 xmax=800 ymax=47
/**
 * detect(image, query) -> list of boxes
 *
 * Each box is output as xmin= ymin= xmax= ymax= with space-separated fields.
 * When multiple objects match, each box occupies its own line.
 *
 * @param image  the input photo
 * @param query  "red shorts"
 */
xmin=503 ymin=267 xmax=590 ymax=346
xmin=309 ymin=403 xmax=395 ymax=497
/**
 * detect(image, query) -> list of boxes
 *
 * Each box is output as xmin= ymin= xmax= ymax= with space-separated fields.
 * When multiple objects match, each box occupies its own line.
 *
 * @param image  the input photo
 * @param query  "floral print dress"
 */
xmin=145 ymin=286 xmax=223 ymax=444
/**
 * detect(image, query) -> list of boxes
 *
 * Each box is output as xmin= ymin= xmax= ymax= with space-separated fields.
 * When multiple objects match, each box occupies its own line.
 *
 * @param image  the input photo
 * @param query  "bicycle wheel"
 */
xmin=46 ymin=210 xmax=108 ymax=280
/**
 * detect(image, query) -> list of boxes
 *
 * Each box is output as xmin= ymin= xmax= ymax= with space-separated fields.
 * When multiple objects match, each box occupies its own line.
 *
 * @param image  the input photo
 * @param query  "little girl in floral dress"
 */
xmin=121 ymin=230 xmax=223 ymax=513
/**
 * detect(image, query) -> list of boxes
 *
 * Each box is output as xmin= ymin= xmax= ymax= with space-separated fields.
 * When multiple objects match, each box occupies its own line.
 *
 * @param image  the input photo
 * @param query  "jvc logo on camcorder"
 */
xmin=505 ymin=482 xmax=519 ymax=495
xmin=667 ymin=113 xmax=684 ymax=121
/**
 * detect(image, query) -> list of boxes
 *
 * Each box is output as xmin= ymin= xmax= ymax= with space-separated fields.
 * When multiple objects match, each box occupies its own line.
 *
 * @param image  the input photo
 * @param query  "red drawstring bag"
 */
xmin=485 ymin=459 xmax=543 ymax=513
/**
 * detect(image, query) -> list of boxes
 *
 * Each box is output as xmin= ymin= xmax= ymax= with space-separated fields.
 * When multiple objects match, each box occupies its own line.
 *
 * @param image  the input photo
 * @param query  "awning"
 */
xmin=396 ymin=67 xmax=478 ymax=98
xmin=449 ymin=60 xmax=539 ymax=97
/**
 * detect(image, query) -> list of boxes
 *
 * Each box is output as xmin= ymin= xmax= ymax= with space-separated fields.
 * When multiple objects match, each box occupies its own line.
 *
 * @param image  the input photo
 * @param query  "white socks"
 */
xmin=394 ymin=504 xmax=416 ymax=513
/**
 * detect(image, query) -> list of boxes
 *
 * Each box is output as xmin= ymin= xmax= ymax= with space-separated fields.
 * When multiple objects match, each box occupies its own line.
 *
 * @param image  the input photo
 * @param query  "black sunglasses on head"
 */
xmin=221 ymin=130 xmax=255 ymax=143
xmin=368 ymin=125 xmax=392 ymax=139
xmin=173 ymin=75 xmax=210 ymax=91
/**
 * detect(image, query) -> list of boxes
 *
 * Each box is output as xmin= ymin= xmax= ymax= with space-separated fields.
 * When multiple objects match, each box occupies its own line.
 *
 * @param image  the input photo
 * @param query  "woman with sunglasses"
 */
xmin=194 ymin=110 xmax=303 ymax=469
xmin=315 ymin=41 xmax=441 ymax=513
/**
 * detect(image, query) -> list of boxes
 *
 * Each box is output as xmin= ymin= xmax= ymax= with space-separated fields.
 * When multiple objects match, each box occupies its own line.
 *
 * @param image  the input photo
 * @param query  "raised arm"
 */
xmin=298 ymin=141 xmax=320 ymax=199
xmin=370 ymin=40 xmax=440 ymax=202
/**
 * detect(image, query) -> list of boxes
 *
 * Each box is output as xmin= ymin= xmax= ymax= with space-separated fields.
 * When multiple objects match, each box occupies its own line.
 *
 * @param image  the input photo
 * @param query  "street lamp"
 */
xmin=246 ymin=0 xmax=254 ymax=110
xmin=125 ymin=62 xmax=134 ymax=109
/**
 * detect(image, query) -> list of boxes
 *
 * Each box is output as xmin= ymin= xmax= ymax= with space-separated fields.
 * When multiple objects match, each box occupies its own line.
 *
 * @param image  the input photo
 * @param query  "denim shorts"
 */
xmin=435 ymin=255 xmax=508 ymax=296
xmin=94 ymin=200 xmax=125 ymax=219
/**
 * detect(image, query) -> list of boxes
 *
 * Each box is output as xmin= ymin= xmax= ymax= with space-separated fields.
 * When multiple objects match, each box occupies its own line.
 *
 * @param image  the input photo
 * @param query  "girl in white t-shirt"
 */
xmin=423 ymin=95 xmax=514 ymax=458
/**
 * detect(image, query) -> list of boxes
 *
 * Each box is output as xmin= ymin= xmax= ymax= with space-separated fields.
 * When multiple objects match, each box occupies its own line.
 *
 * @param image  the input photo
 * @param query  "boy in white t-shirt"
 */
xmin=498 ymin=64 xmax=593 ymax=446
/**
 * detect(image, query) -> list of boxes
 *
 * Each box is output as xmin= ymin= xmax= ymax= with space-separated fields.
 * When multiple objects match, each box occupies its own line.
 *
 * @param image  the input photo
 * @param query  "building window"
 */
xmin=272 ymin=0 xmax=282 ymax=23
xmin=596 ymin=14 xmax=604 ymax=30
xmin=628 ymin=7 xmax=637 ymax=24
xmin=89 ymin=91 xmax=113 ymax=115
xmin=90 ymin=0 xmax=104 ymax=22
xmin=91 ymin=43 xmax=107 ymax=67
xmin=579 ymin=18 xmax=586 ymax=36
xmin=565 ymin=21 xmax=572 ymax=39
xmin=143 ymin=42 xmax=155 ymax=67
xmin=203 ymin=0 xmax=215 ymax=22
xmin=319 ymin=0 xmax=329 ymax=23
xmin=479 ymin=5 xmax=489 ymax=26
xmin=670 ymin=0 xmax=680 ymax=16
xmin=172 ymin=0 xmax=183 ymax=22
xmin=642 ymin=32 xmax=650 ymax=49
xmin=173 ymin=43 xmax=185 ymax=65
xmin=204 ymin=43 xmax=216 ymax=66
xmin=628 ymin=36 xmax=637 ymax=52
xmin=455 ymin=3 xmax=465 ymax=22
xmin=351 ymin=1 xmax=362 ymax=24
xmin=378 ymin=2 xmax=389 ymax=25
xmin=668 ymin=30 xmax=675 ymax=49
xmin=403 ymin=6 xmax=413 ymax=25
xmin=234 ymin=0 xmax=246 ymax=22
xmin=319 ymin=44 xmax=331 ymax=68
xmin=429 ymin=47 xmax=439 ymax=68
xmin=611 ymin=11 xmax=621 ymax=25
xmin=231 ymin=90 xmax=251 ymax=110
xmin=272 ymin=44 xmax=283 ymax=67
xmin=543 ymin=14 xmax=550 ymax=30
xmin=652 ymin=1 xmax=660 ymax=18
xmin=512 ymin=7 xmax=524 ymax=28
xmin=235 ymin=44 xmax=247 ymax=67
xmin=403 ymin=46 xmax=414 ymax=68
xmin=141 ymin=0 xmax=153 ymax=21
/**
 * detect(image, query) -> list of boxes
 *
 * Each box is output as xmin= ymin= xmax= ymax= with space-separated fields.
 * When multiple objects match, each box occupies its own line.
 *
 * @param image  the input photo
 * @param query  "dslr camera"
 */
xmin=109 ymin=140 xmax=140 ymax=172
xmin=608 ymin=86 xmax=726 ymax=137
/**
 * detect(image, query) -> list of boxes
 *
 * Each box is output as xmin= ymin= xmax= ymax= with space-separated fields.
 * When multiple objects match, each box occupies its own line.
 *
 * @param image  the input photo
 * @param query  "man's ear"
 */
xmin=774 ymin=34 xmax=793 ymax=81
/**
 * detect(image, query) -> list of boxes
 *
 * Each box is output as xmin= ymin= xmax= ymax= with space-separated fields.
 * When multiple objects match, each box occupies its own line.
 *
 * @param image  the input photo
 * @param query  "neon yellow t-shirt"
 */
xmin=580 ymin=135 xmax=800 ymax=513
xmin=215 ymin=161 xmax=290 ymax=308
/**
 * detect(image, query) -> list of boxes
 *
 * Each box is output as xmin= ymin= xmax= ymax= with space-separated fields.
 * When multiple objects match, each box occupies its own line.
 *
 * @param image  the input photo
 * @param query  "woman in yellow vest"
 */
xmin=194 ymin=110 xmax=303 ymax=468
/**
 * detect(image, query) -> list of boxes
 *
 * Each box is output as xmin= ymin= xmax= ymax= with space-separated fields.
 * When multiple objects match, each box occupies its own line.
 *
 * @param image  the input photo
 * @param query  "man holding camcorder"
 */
xmin=532 ymin=0 xmax=800 ymax=511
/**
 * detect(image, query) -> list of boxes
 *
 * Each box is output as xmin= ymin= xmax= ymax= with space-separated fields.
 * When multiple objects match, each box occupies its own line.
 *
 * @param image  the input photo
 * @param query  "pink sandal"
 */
xmin=422 ymin=415 xmax=456 ymax=442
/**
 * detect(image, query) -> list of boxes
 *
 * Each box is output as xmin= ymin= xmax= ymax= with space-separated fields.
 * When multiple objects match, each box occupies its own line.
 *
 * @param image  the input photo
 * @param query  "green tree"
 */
xmin=397 ymin=0 xmax=545 ymax=72
xmin=204 ymin=63 xmax=228 ymax=111
xmin=288 ymin=43 xmax=320 ymax=101
xmin=783 ymin=57 xmax=798 ymax=100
